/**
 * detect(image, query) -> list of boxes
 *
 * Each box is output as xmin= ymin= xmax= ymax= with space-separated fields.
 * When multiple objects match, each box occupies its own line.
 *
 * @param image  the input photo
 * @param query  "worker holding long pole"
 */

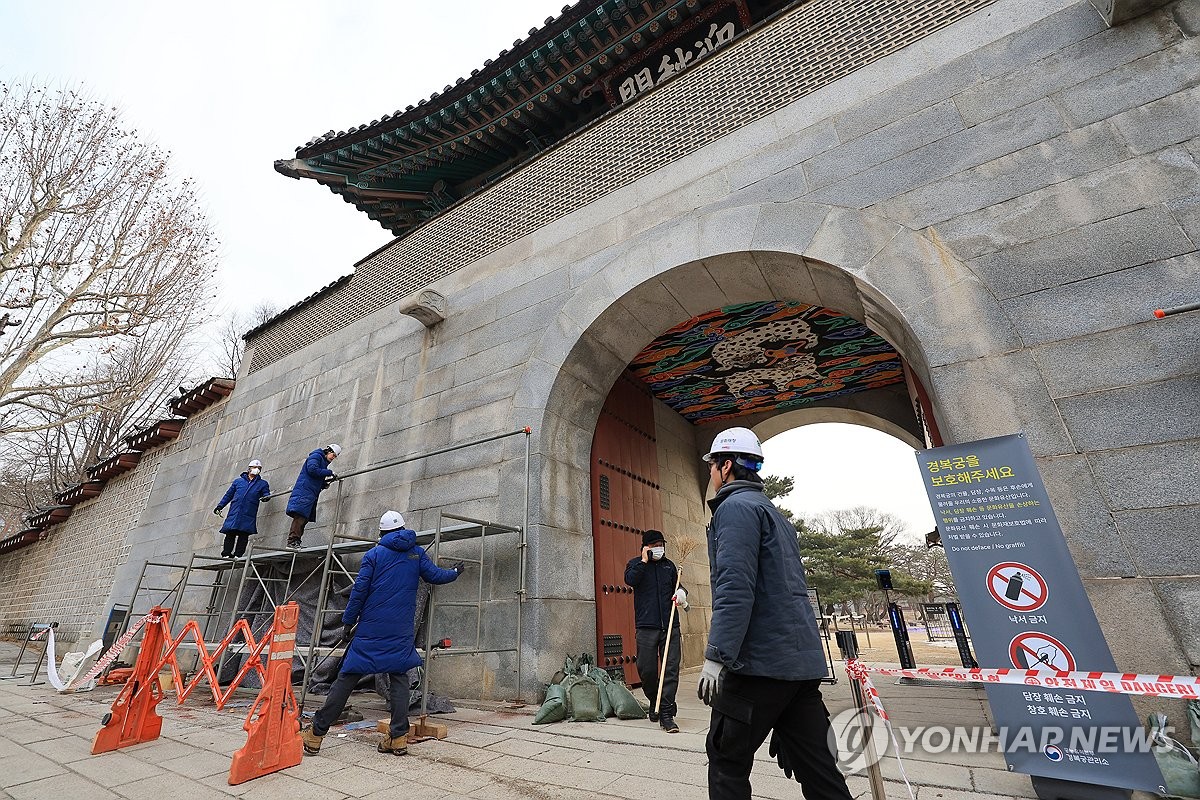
xmin=624 ymin=530 xmax=687 ymax=734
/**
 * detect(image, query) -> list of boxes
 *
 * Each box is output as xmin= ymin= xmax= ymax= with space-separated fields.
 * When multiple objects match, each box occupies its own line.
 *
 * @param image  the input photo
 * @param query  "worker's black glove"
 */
xmin=769 ymin=731 xmax=803 ymax=781
xmin=259 ymin=495 xmax=270 ymax=503
xmin=451 ymin=561 xmax=466 ymax=576
xmin=213 ymin=508 xmax=223 ymax=517
xmin=325 ymin=473 xmax=338 ymax=484
xmin=340 ymin=625 xmax=355 ymax=643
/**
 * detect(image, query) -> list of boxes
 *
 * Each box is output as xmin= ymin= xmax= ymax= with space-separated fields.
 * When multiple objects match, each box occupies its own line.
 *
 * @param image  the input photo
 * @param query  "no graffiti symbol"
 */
xmin=987 ymin=562 xmax=1047 ymax=612
xmin=1009 ymin=632 xmax=1076 ymax=672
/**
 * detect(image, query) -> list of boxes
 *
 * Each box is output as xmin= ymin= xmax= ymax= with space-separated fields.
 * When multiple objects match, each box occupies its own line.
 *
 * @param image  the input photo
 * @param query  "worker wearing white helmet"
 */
xmin=303 ymin=510 xmax=464 ymax=757
xmin=212 ymin=457 xmax=271 ymax=559
xmin=699 ymin=427 xmax=851 ymax=800
xmin=284 ymin=443 xmax=343 ymax=549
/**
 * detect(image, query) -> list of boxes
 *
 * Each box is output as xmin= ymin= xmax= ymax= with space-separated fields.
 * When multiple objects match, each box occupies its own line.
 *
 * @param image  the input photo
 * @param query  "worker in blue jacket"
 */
xmin=213 ymin=458 xmax=270 ymax=558
xmin=698 ymin=427 xmax=851 ymax=800
xmin=285 ymin=443 xmax=341 ymax=549
xmin=302 ymin=510 xmax=463 ymax=757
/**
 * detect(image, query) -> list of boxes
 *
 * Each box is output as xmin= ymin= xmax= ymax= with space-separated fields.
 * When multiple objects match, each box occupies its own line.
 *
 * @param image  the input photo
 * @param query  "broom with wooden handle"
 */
xmin=654 ymin=533 xmax=699 ymax=717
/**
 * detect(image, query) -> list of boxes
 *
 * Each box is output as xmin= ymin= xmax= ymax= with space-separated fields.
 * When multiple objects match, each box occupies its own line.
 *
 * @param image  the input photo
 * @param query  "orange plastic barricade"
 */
xmin=228 ymin=603 xmax=303 ymax=784
xmin=91 ymin=602 xmax=304 ymax=785
xmin=91 ymin=607 xmax=170 ymax=754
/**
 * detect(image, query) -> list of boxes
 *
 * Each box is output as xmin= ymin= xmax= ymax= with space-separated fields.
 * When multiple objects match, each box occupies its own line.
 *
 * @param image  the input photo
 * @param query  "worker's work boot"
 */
xmin=301 ymin=725 xmax=323 ymax=755
xmin=378 ymin=734 xmax=408 ymax=755
xmin=660 ymin=714 xmax=680 ymax=733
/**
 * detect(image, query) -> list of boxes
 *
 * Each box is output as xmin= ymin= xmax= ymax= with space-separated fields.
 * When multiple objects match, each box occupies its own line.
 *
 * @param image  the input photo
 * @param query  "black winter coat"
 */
xmin=624 ymin=556 xmax=679 ymax=630
xmin=705 ymin=480 xmax=827 ymax=680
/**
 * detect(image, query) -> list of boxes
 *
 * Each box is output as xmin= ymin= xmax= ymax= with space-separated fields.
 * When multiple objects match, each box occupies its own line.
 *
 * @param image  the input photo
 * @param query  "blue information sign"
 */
xmin=915 ymin=434 xmax=1165 ymax=794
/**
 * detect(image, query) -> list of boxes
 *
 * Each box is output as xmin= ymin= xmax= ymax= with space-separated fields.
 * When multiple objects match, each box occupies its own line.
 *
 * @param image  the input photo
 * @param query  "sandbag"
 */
xmin=563 ymin=675 xmax=605 ymax=722
xmin=1191 ymin=700 xmax=1199 ymax=747
xmin=586 ymin=667 xmax=615 ymax=717
xmin=606 ymin=680 xmax=646 ymax=720
xmin=533 ymin=683 xmax=567 ymax=725
xmin=1149 ymin=713 xmax=1200 ymax=799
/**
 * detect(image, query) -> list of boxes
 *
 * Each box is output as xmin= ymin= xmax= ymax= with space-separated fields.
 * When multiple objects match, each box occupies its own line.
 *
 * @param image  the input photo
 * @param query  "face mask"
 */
xmin=249 ymin=467 xmax=261 ymax=475
xmin=650 ymin=546 xmax=665 ymax=560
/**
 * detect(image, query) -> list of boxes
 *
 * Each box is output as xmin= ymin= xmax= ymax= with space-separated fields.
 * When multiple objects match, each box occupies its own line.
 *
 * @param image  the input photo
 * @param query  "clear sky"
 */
xmin=761 ymin=423 xmax=936 ymax=542
xmin=0 ymin=1 xmax=569 ymax=320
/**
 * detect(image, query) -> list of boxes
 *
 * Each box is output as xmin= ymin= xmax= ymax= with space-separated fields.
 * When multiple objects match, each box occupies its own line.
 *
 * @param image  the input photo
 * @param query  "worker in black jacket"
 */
xmin=624 ymin=529 xmax=688 ymax=733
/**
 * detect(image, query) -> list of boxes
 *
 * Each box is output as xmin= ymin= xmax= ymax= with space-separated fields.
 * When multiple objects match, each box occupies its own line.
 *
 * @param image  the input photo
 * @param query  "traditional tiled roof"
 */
xmin=24 ymin=506 xmax=72 ymax=530
xmin=169 ymin=378 xmax=236 ymax=418
xmin=85 ymin=452 xmax=143 ymax=482
xmin=0 ymin=529 xmax=44 ymax=556
xmin=4 ymin=377 xmax=239 ymax=558
xmin=275 ymin=0 xmax=787 ymax=238
xmin=54 ymin=480 xmax=106 ymax=507
xmin=242 ymin=275 xmax=351 ymax=341
xmin=123 ymin=419 xmax=185 ymax=451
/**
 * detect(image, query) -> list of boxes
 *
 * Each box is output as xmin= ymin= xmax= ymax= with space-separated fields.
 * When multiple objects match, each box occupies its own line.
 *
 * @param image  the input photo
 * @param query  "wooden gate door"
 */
xmin=591 ymin=371 xmax=663 ymax=685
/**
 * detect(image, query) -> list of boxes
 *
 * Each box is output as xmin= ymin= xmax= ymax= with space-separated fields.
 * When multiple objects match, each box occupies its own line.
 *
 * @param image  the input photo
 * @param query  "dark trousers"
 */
xmin=221 ymin=532 xmax=249 ymax=557
xmin=313 ymin=670 xmax=411 ymax=739
xmin=707 ymin=673 xmax=852 ymax=800
xmin=635 ymin=626 xmax=680 ymax=717
xmin=287 ymin=513 xmax=308 ymax=544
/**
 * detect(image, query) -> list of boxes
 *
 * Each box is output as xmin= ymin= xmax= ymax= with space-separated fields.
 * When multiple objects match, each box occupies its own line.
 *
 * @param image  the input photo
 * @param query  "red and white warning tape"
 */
xmin=844 ymin=659 xmax=1200 ymax=800
xmin=64 ymin=613 xmax=162 ymax=692
xmin=845 ymin=659 xmax=915 ymax=797
xmin=847 ymin=660 xmax=1200 ymax=701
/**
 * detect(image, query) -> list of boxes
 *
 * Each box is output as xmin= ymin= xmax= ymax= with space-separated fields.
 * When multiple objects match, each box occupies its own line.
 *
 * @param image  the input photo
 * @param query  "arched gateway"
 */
xmin=528 ymin=200 xmax=1017 ymax=682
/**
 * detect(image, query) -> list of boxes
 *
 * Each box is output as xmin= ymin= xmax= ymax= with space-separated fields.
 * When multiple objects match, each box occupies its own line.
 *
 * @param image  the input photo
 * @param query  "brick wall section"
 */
xmin=0 ymin=405 xmax=219 ymax=643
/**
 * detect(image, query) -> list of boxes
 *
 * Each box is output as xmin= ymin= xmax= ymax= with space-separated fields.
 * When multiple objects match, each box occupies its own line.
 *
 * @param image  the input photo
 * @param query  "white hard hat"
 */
xmin=247 ymin=459 xmax=263 ymax=468
xmin=379 ymin=510 xmax=405 ymax=531
xmin=326 ymin=443 xmax=342 ymax=456
xmin=703 ymin=426 xmax=764 ymax=463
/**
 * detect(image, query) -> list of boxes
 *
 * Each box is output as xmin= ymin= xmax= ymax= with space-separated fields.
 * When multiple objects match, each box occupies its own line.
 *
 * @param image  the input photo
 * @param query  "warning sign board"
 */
xmin=915 ymin=434 xmax=1165 ymax=794
xmin=987 ymin=562 xmax=1048 ymax=612
xmin=1009 ymin=632 xmax=1075 ymax=672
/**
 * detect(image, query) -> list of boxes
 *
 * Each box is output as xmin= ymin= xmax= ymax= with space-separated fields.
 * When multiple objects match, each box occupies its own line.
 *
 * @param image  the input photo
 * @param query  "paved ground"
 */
xmin=0 ymin=639 xmax=1042 ymax=800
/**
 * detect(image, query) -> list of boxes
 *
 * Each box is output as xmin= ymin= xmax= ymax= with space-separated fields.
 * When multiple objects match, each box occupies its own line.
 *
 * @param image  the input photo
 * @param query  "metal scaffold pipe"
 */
xmin=262 ymin=427 xmax=533 ymax=500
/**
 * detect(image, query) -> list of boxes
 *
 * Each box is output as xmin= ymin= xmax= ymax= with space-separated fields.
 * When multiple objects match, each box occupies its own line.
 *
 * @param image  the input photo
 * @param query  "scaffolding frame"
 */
xmin=298 ymin=509 xmax=525 ymax=713
xmin=119 ymin=428 xmax=532 ymax=705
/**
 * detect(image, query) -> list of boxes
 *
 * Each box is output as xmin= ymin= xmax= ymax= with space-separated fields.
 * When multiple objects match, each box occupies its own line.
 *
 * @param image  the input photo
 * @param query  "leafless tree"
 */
xmin=0 ymin=321 xmax=202 ymax=516
xmin=0 ymin=82 xmax=218 ymax=438
xmin=211 ymin=301 xmax=279 ymax=378
xmin=811 ymin=505 xmax=911 ymax=547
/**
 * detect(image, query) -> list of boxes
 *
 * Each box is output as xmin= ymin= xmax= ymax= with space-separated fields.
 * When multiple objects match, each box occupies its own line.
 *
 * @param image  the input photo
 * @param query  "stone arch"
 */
xmin=753 ymin=407 xmax=925 ymax=451
xmin=512 ymin=200 xmax=1054 ymax=687
xmin=526 ymin=199 xmax=1024 ymax=476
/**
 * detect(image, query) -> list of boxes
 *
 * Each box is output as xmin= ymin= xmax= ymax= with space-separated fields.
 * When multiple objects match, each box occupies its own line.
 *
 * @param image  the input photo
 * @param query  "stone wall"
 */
xmin=0 ymin=405 xmax=222 ymax=643
xmin=652 ymin=400 xmax=712 ymax=669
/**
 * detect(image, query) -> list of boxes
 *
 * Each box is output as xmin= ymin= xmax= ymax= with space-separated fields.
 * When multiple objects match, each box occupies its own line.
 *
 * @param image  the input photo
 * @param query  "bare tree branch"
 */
xmin=210 ymin=301 xmax=278 ymax=379
xmin=0 ymin=82 xmax=218 ymax=441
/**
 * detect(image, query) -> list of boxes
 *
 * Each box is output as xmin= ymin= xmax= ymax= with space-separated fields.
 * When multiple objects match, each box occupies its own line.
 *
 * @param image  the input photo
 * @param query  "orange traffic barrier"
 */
xmin=91 ymin=607 xmax=170 ymax=754
xmin=159 ymin=615 xmax=271 ymax=709
xmin=91 ymin=602 xmax=304 ymax=785
xmin=228 ymin=603 xmax=303 ymax=784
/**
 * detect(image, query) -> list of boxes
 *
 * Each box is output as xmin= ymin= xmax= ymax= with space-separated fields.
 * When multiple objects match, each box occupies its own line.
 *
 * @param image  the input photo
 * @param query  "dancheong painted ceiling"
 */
xmin=628 ymin=300 xmax=904 ymax=424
